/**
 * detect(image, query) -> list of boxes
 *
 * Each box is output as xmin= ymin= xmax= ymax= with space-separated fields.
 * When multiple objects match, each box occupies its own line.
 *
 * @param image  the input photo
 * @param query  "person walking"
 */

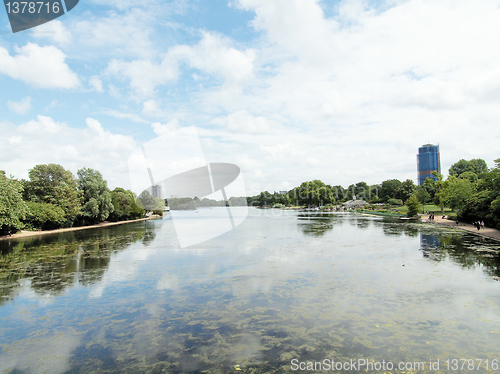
xmin=477 ymin=221 xmax=481 ymax=231
xmin=481 ymin=220 xmax=485 ymax=229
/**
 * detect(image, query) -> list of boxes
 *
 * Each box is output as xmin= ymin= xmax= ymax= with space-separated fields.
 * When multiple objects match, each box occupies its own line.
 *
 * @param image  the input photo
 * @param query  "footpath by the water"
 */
xmin=422 ymin=214 xmax=500 ymax=242
xmin=0 ymin=216 xmax=157 ymax=241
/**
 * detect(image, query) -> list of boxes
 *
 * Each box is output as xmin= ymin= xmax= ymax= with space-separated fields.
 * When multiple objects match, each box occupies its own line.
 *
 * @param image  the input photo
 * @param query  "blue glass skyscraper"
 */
xmin=417 ymin=144 xmax=441 ymax=185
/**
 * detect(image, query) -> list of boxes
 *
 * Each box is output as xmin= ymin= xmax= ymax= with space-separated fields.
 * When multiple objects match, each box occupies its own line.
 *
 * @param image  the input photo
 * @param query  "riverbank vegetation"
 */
xmin=0 ymin=164 xmax=149 ymax=235
xmin=2 ymin=157 xmax=499 ymax=234
xmin=247 ymin=158 xmax=500 ymax=228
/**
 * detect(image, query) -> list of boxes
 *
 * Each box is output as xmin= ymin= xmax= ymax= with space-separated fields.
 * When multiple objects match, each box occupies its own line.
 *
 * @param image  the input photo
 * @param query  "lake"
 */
xmin=1 ymin=208 xmax=500 ymax=373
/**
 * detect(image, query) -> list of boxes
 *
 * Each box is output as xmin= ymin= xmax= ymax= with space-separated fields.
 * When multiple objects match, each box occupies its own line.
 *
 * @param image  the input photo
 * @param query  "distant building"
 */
xmin=151 ymin=184 xmax=161 ymax=198
xmin=417 ymin=144 xmax=441 ymax=185
xmin=278 ymin=191 xmax=287 ymax=195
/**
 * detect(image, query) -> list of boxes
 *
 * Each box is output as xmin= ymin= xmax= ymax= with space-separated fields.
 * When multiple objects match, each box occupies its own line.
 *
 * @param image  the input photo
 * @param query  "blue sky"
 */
xmin=1 ymin=0 xmax=500 ymax=195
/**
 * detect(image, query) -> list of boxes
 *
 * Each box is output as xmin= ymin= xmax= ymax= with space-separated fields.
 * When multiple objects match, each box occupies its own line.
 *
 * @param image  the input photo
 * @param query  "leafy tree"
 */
xmin=405 ymin=194 xmax=421 ymax=217
xmin=400 ymin=179 xmax=416 ymax=203
xmin=24 ymin=164 xmax=82 ymax=225
xmin=24 ymin=201 xmax=65 ymax=230
xmin=431 ymin=171 xmax=445 ymax=213
xmin=460 ymin=190 xmax=494 ymax=224
xmin=415 ymin=185 xmax=431 ymax=206
xmin=422 ymin=177 xmax=437 ymax=200
xmin=380 ymin=179 xmax=402 ymax=202
xmin=77 ymin=167 xmax=114 ymax=223
xmin=449 ymin=158 xmax=488 ymax=177
xmin=109 ymin=188 xmax=144 ymax=221
xmin=440 ymin=175 xmax=476 ymax=214
xmin=0 ymin=171 xmax=28 ymax=234
xmin=491 ymin=196 xmax=500 ymax=229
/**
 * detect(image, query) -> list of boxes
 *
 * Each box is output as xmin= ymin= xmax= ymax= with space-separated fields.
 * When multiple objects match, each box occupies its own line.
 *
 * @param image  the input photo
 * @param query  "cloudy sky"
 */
xmin=1 ymin=0 xmax=500 ymax=195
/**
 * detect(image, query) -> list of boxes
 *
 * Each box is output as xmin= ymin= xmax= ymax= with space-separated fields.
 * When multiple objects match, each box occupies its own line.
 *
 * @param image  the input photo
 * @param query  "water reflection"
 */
xmin=419 ymin=230 xmax=500 ymax=277
xmin=296 ymin=212 xmax=338 ymax=236
xmin=0 ymin=223 xmax=156 ymax=305
xmin=1 ymin=210 xmax=500 ymax=373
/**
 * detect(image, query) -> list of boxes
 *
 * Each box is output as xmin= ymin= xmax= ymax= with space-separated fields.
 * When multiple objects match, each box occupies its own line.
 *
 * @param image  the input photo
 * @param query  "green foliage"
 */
xmin=23 ymin=201 xmax=65 ymax=230
xmin=415 ymin=185 xmax=431 ymax=205
xmin=138 ymin=190 xmax=156 ymax=211
xmin=109 ymin=188 xmax=144 ymax=221
xmin=460 ymin=190 xmax=494 ymax=224
xmin=77 ymin=168 xmax=114 ymax=224
xmin=405 ymin=194 xmax=421 ymax=217
xmin=0 ymin=172 xmax=28 ymax=234
xmin=439 ymin=175 xmax=476 ymax=214
xmin=400 ymin=179 xmax=416 ymax=203
xmin=449 ymin=158 xmax=488 ymax=177
xmin=387 ymin=198 xmax=403 ymax=206
xmin=167 ymin=197 xmax=197 ymax=210
xmin=490 ymin=196 xmax=500 ymax=229
xmin=24 ymin=164 xmax=82 ymax=225
xmin=380 ymin=179 xmax=402 ymax=202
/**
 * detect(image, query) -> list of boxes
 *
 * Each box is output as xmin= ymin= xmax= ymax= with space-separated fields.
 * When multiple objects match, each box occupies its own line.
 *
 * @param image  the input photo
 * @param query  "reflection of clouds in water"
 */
xmin=0 ymin=333 xmax=80 ymax=374
xmin=89 ymin=243 xmax=159 ymax=298
xmin=156 ymin=273 xmax=179 ymax=290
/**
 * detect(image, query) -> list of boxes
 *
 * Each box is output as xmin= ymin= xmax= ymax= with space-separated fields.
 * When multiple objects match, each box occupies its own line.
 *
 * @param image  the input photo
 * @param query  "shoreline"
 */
xmin=420 ymin=214 xmax=500 ymax=243
xmin=0 ymin=216 xmax=159 ymax=241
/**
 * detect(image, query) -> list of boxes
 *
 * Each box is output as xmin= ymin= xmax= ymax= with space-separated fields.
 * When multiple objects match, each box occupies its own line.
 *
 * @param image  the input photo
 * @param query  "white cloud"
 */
xmin=89 ymin=76 xmax=103 ymax=92
xmin=31 ymin=20 xmax=72 ymax=46
xmin=106 ymin=58 xmax=178 ymax=98
xmin=73 ymin=10 xmax=156 ymax=58
xmin=0 ymin=116 xmax=137 ymax=189
xmin=102 ymin=109 xmax=150 ymax=124
xmin=151 ymin=119 xmax=179 ymax=135
xmin=0 ymin=43 xmax=79 ymax=89
xmin=107 ymin=31 xmax=254 ymax=97
xmin=142 ymin=99 xmax=166 ymax=118
xmin=7 ymin=97 xmax=32 ymax=114
xmin=170 ymin=31 xmax=255 ymax=84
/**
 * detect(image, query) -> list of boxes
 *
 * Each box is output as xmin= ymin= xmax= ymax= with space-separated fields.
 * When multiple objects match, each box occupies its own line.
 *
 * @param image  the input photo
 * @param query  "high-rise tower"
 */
xmin=417 ymin=144 xmax=441 ymax=185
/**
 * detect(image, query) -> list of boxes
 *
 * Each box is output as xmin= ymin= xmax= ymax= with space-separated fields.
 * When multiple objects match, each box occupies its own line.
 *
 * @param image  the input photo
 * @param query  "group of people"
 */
xmin=473 ymin=220 xmax=485 ymax=230
xmin=427 ymin=213 xmax=435 ymax=221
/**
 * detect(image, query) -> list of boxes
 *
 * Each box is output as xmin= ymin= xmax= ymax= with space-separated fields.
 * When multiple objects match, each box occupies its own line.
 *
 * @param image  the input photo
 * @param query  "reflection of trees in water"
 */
xmin=297 ymin=213 xmax=338 ymax=237
xmin=346 ymin=216 xmax=372 ymax=230
xmin=0 ymin=223 xmax=157 ymax=305
xmin=373 ymin=220 xmax=420 ymax=238
xmin=420 ymin=231 xmax=500 ymax=277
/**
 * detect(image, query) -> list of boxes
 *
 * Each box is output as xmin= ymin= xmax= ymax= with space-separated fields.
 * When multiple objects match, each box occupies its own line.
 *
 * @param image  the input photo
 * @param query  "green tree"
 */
xmin=440 ymin=175 xmax=476 ymax=214
xmin=24 ymin=201 xmax=65 ymax=230
xmin=0 ymin=171 xmax=28 ymax=234
xmin=431 ymin=171 xmax=445 ymax=213
xmin=449 ymin=158 xmax=488 ymax=177
xmin=109 ymin=188 xmax=144 ymax=221
xmin=138 ymin=190 xmax=157 ymax=211
xmin=405 ymin=194 xmax=421 ymax=217
xmin=415 ymin=185 xmax=431 ymax=207
xmin=400 ymin=179 xmax=416 ymax=203
xmin=77 ymin=167 xmax=114 ymax=223
xmin=380 ymin=179 xmax=402 ymax=202
xmin=24 ymin=164 xmax=82 ymax=225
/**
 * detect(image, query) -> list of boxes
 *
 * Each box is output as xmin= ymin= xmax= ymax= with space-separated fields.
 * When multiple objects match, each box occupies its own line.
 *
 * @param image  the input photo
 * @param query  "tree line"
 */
xmin=0 ymin=163 xmax=160 ymax=235
xmin=247 ymin=158 xmax=500 ymax=228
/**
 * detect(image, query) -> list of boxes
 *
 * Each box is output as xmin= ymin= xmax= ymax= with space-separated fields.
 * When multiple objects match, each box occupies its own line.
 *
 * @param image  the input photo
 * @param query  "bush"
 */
xmin=405 ymin=195 xmax=421 ymax=218
xmin=387 ymin=198 xmax=404 ymax=206
xmin=23 ymin=201 xmax=65 ymax=230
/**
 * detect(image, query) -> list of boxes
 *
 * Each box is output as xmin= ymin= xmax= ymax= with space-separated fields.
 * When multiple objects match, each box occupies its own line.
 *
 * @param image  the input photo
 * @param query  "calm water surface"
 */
xmin=1 ymin=208 xmax=500 ymax=373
